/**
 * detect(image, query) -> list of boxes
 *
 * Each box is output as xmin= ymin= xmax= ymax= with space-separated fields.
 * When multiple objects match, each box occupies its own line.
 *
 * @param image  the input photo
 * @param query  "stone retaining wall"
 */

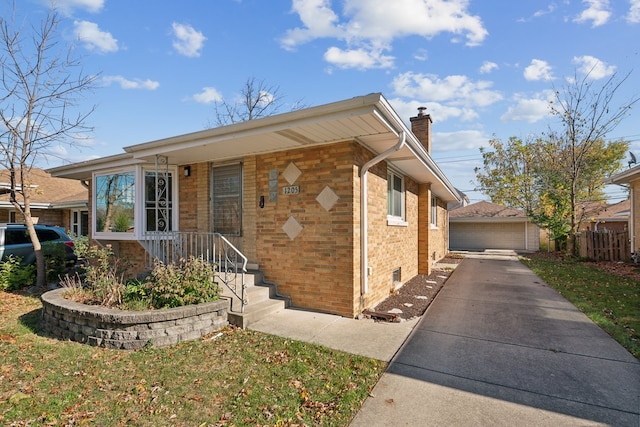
xmin=41 ymin=288 xmax=228 ymax=350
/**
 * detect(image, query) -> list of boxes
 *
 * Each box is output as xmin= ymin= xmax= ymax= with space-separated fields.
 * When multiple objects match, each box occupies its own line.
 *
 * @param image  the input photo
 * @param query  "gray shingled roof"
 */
xmin=449 ymin=200 xmax=527 ymax=219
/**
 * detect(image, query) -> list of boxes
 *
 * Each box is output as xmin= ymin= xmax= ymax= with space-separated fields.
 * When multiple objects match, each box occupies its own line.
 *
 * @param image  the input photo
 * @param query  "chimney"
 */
xmin=410 ymin=106 xmax=432 ymax=153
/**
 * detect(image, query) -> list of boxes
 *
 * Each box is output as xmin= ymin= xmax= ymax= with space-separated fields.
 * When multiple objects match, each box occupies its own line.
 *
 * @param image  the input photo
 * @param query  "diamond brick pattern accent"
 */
xmin=282 ymin=162 xmax=301 ymax=185
xmin=282 ymin=215 xmax=303 ymax=240
xmin=316 ymin=186 xmax=339 ymax=211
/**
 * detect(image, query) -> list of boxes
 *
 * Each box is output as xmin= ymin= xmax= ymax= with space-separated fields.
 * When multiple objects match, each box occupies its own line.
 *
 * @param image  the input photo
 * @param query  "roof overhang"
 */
xmin=450 ymin=217 xmax=532 ymax=223
xmin=48 ymin=93 xmax=461 ymax=203
xmin=607 ymin=164 xmax=640 ymax=185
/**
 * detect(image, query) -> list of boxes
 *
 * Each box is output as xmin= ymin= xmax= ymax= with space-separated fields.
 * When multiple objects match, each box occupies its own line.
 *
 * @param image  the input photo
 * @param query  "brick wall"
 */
xmin=250 ymin=141 xmax=425 ymax=317
xmin=254 ymin=142 xmax=358 ymax=317
xmin=0 ymin=208 xmax=63 ymax=225
xmin=429 ymin=195 xmax=449 ymax=263
xmin=241 ymin=156 xmax=258 ymax=263
xmin=179 ymin=163 xmax=198 ymax=231
xmin=361 ymin=157 xmax=420 ymax=311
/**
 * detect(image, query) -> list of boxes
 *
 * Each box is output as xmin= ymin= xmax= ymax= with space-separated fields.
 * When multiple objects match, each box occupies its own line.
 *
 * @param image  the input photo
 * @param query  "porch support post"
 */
xmin=155 ymin=155 xmax=170 ymax=232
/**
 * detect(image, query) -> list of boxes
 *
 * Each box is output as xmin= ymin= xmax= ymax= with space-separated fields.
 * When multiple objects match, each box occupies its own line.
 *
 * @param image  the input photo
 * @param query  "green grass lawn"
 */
xmin=521 ymin=253 xmax=640 ymax=360
xmin=0 ymin=291 xmax=385 ymax=426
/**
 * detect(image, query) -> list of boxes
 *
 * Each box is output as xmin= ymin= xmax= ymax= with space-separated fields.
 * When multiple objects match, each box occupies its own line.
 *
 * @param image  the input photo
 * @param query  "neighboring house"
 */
xmin=608 ymin=164 xmax=640 ymax=252
xmin=579 ymin=199 xmax=630 ymax=232
xmin=0 ymin=168 xmax=88 ymax=236
xmin=48 ymin=93 xmax=461 ymax=318
xmin=449 ymin=201 xmax=540 ymax=252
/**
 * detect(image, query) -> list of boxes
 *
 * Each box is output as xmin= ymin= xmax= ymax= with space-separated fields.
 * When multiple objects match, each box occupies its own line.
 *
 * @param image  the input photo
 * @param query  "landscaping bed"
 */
xmin=40 ymin=288 xmax=228 ymax=350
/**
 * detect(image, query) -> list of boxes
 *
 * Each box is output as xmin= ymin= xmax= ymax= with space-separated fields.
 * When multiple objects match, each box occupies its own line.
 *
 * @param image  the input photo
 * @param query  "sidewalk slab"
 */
xmin=249 ymin=308 xmax=418 ymax=362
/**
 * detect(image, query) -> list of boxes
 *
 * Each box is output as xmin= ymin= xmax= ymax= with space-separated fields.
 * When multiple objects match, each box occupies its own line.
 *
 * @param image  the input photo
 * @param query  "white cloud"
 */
xmin=390 ymin=97 xmax=479 ymax=124
xmin=629 ymin=0 xmax=640 ymax=23
xmin=574 ymin=0 xmax=611 ymax=27
xmin=573 ymin=55 xmax=616 ymax=79
xmin=392 ymin=72 xmax=502 ymax=108
xmin=46 ymin=0 xmax=104 ymax=14
xmin=73 ymin=20 xmax=118 ymax=53
xmin=192 ymin=87 xmax=223 ymax=104
xmin=501 ymin=92 xmax=553 ymax=123
xmin=281 ymin=0 xmax=342 ymax=50
xmin=524 ymin=59 xmax=554 ymax=81
xmin=324 ymin=45 xmax=394 ymax=69
xmin=432 ymin=130 xmax=488 ymax=151
xmin=171 ymin=22 xmax=206 ymax=58
xmin=479 ymin=61 xmax=498 ymax=74
xmin=413 ymin=48 xmax=428 ymax=61
xmin=103 ymin=76 xmax=160 ymax=90
xmin=282 ymin=0 xmax=488 ymax=69
xmin=533 ymin=4 xmax=557 ymax=18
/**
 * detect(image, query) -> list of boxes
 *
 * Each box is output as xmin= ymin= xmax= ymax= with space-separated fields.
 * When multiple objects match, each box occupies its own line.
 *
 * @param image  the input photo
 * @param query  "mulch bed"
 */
xmin=364 ymin=255 xmax=461 ymax=322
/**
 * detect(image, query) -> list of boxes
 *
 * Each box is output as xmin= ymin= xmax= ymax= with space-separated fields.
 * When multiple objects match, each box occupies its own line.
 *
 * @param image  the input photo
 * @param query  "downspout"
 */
xmin=359 ymin=131 xmax=406 ymax=303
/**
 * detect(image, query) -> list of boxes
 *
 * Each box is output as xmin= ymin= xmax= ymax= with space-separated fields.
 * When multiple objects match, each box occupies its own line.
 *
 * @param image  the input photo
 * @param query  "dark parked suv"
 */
xmin=0 ymin=223 xmax=77 ymax=265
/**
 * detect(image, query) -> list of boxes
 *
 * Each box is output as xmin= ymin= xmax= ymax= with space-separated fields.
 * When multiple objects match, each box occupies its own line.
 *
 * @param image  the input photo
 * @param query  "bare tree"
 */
xmin=548 ymin=70 xmax=638 ymax=255
xmin=0 ymin=7 xmax=97 ymax=288
xmin=211 ymin=77 xmax=305 ymax=126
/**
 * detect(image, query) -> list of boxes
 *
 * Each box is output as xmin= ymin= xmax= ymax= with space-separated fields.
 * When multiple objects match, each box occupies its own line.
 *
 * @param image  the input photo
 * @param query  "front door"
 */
xmin=211 ymin=163 xmax=243 ymax=241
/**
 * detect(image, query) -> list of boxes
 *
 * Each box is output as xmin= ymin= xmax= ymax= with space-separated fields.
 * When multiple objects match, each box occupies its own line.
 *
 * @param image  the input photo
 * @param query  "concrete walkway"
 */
xmin=351 ymin=253 xmax=640 ymax=426
xmin=249 ymin=308 xmax=419 ymax=362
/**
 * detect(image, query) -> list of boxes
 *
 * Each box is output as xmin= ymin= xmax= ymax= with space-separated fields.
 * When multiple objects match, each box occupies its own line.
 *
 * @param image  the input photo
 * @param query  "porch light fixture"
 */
xmin=183 ymin=165 xmax=191 ymax=177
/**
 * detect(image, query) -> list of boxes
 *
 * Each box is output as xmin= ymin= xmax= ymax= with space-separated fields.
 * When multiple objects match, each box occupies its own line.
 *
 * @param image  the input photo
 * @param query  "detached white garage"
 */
xmin=449 ymin=201 xmax=539 ymax=251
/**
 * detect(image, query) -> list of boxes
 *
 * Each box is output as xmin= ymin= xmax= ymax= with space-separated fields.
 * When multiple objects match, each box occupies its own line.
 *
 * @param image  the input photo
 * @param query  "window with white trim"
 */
xmin=71 ymin=209 xmax=89 ymax=236
xmin=93 ymin=167 xmax=177 ymax=239
xmin=431 ymin=196 xmax=438 ymax=227
xmin=94 ymin=170 xmax=136 ymax=235
xmin=387 ymin=170 xmax=405 ymax=220
xmin=144 ymin=170 xmax=174 ymax=232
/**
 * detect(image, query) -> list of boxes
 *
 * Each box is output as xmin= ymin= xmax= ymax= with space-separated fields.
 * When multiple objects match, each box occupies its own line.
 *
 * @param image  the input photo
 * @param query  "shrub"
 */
xmin=121 ymin=280 xmax=150 ymax=311
xmin=61 ymin=244 xmax=130 ymax=307
xmin=144 ymin=257 xmax=219 ymax=309
xmin=61 ymin=248 xmax=219 ymax=310
xmin=0 ymin=256 xmax=36 ymax=290
xmin=42 ymin=242 xmax=69 ymax=283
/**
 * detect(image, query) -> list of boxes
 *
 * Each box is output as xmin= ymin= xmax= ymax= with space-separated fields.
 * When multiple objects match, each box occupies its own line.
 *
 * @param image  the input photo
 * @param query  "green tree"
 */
xmin=476 ymin=134 xmax=629 ymax=253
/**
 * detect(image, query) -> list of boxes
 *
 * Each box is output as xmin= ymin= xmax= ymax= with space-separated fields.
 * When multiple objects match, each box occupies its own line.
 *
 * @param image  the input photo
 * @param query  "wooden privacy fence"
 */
xmin=578 ymin=230 xmax=630 ymax=261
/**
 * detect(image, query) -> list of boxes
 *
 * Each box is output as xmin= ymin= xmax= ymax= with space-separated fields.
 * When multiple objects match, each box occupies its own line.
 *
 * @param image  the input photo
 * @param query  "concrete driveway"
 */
xmin=351 ymin=252 xmax=640 ymax=426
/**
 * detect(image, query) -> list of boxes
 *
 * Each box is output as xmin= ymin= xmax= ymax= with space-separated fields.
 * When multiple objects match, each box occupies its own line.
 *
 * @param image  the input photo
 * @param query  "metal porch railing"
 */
xmin=141 ymin=231 xmax=248 ymax=312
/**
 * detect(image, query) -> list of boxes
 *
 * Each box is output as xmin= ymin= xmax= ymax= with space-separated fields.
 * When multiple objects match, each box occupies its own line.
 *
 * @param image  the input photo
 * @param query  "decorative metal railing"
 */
xmin=141 ymin=231 xmax=248 ymax=312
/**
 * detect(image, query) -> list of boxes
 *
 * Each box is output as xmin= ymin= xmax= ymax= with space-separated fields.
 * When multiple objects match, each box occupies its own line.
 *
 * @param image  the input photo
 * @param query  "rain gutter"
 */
xmin=359 ymin=131 xmax=406 ymax=299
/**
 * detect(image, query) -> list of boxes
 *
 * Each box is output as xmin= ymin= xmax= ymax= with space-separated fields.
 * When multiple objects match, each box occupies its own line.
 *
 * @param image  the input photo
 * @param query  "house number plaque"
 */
xmin=282 ymin=186 xmax=300 ymax=195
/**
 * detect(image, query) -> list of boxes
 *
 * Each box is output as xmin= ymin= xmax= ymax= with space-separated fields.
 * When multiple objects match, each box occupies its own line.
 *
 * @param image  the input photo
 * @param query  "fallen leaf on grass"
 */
xmin=9 ymin=391 xmax=30 ymax=404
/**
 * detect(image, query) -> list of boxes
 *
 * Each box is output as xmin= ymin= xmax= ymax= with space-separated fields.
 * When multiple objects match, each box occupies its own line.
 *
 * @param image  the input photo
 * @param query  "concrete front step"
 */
xmin=219 ymin=271 xmax=290 ymax=328
xmin=227 ymin=298 xmax=286 ymax=328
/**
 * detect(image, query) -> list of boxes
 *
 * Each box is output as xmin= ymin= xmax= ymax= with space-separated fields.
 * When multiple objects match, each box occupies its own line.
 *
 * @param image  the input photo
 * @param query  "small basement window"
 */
xmin=392 ymin=267 xmax=401 ymax=284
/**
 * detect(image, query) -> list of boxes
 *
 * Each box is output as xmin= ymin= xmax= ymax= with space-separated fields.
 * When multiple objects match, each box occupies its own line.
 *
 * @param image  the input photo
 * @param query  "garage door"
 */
xmin=450 ymin=222 xmax=526 ymax=250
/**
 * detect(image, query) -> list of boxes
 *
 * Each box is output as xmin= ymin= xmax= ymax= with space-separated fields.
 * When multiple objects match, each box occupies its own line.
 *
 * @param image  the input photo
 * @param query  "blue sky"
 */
xmin=15 ymin=0 xmax=640 ymax=203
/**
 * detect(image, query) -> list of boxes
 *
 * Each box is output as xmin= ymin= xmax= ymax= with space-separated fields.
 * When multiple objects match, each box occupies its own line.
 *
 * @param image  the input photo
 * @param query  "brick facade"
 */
xmin=429 ymin=195 xmax=449 ymax=264
xmin=82 ymin=141 xmax=448 ymax=318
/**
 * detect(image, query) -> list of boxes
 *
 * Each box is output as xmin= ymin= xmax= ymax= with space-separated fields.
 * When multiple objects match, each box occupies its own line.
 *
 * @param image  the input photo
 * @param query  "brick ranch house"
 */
xmin=0 ymin=168 xmax=88 ymax=236
xmin=49 ymin=93 xmax=461 ymax=318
